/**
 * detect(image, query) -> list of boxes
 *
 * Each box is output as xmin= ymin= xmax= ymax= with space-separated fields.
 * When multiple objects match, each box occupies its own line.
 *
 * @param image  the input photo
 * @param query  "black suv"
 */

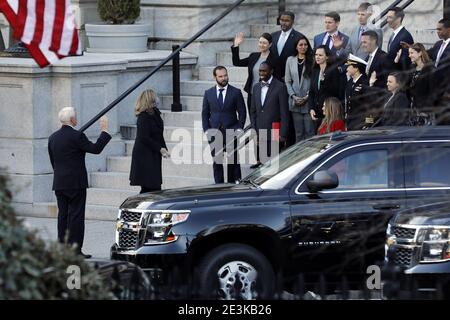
xmin=384 ymin=201 xmax=450 ymax=299
xmin=111 ymin=126 xmax=450 ymax=299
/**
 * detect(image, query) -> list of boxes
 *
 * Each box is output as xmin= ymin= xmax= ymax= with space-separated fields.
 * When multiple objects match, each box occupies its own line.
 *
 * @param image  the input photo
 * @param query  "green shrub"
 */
xmin=98 ymin=0 xmax=141 ymax=24
xmin=0 ymin=172 xmax=115 ymax=299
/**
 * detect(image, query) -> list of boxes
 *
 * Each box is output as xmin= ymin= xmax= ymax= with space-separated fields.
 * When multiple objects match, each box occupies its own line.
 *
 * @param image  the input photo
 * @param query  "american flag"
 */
xmin=0 ymin=0 xmax=80 ymax=67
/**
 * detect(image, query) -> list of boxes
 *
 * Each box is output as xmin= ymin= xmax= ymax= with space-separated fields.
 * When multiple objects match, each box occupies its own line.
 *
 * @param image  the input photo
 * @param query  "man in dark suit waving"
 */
xmin=202 ymin=66 xmax=246 ymax=184
xmin=250 ymin=62 xmax=289 ymax=165
xmin=270 ymin=11 xmax=305 ymax=81
xmin=48 ymin=107 xmax=111 ymax=258
xmin=386 ymin=7 xmax=414 ymax=70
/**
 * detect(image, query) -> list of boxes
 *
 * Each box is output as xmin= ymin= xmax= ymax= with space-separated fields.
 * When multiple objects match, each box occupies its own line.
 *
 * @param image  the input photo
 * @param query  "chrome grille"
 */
xmin=120 ymin=210 xmax=142 ymax=223
xmin=118 ymin=229 xmax=139 ymax=248
xmin=393 ymin=247 xmax=414 ymax=267
xmin=392 ymin=226 xmax=416 ymax=239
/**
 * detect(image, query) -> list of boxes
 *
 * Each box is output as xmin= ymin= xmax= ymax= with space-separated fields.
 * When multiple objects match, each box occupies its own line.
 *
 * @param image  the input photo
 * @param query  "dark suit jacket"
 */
xmin=231 ymin=46 xmax=278 ymax=94
xmin=373 ymin=91 xmax=410 ymax=127
xmin=366 ymin=48 xmax=393 ymax=89
xmin=48 ymin=125 xmax=111 ymax=191
xmin=202 ymin=85 xmax=246 ymax=133
xmin=308 ymin=64 xmax=342 ymax=118
xmin=250 ymin=77 xmax=289 ymax=138
xmin=387 ymin=27 xmax=414 ymax=70
xmin=129 ymin=110 xmax=167 ymax=189
xmin=270 ymin=29 xmax=305 ymax=80
xmin=428 ymin=39 xmax=450 ymax=69
xmin=427 ymin=40 xmax=450 ymax=100
xmin=313 ymin=31 xmax=350 ymax=58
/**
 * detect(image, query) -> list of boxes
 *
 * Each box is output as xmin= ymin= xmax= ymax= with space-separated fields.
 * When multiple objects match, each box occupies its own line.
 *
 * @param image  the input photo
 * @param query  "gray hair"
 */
xmin=58 ymin=107 xmax=76 ymax=124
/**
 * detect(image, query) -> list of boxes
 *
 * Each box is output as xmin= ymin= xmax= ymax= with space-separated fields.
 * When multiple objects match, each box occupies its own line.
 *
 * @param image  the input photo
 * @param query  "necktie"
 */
xmin=261 ymin=81 xmax=270 ymax=88
xmin=277 ymin=32 xmax=286 ymax=55
xmin=359 ymin=26 xmax=366 ymax=40
xmin=387 ymin=32 xmax=395 ymax=52
xmin=324 ymin=34 xmax=332 ymax=49
xmin=218 ymin=88 xmax=224 ymax=109
xmin=435 ymin=41 xmax=447 ymax=67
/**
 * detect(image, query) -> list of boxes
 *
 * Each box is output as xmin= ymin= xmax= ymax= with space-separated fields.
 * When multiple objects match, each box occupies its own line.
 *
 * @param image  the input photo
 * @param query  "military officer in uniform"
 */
xmin=344 ymin=54 xmax=371 ymax=130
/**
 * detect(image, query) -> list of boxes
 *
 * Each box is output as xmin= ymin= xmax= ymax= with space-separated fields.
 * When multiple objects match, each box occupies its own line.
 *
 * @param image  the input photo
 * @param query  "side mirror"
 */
xmin=306 ymin=170 xmax=339 ymax=193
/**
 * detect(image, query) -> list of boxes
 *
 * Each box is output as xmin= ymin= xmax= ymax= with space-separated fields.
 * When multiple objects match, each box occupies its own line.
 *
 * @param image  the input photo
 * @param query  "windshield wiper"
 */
xmin=239 ymin=178 xmax=260 ymax=189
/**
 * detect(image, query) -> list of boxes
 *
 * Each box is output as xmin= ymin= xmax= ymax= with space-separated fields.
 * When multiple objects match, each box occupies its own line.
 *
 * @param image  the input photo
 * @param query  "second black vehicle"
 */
xmin=111 ymin=126 xmax=450 ymax=299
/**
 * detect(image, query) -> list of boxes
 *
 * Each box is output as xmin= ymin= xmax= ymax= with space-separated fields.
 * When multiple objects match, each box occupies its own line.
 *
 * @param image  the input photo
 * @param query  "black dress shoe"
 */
xmin=250 ymin=162 xmax=262 ymax=169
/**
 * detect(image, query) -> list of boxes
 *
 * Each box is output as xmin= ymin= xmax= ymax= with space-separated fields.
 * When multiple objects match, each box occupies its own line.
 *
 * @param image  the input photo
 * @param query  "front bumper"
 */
xmin=382 ymin=261 xmax=450 ymax=299
xmin=110 ymin=235 xmax=192 ymax=281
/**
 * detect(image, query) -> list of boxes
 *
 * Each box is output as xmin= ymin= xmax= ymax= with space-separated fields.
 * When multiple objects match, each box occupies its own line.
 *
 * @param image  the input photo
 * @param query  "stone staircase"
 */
xmin=30 ymin=1 xmax=440 ymax=221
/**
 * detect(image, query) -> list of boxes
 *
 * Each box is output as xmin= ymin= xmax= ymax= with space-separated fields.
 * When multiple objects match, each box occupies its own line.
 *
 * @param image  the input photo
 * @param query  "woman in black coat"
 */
xmin=231 ymin=32 xmax=278 ymax=113
xmin=372 ymin=72 xmax=410 ymax=127
xmin=129 ymin=89 xmax=170 ymax=194
xmin=405 ymin=43 xmax=437 ymax=124
xmin=308 ymin=45 xmax=342 ymax=131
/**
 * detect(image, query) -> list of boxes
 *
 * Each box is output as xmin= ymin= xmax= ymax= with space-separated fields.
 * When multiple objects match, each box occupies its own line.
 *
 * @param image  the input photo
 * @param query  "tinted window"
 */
xmin=324 ymin=149 xmax=389 ymax=190
xmin=407 ymin=146 xmax=450 ymax=188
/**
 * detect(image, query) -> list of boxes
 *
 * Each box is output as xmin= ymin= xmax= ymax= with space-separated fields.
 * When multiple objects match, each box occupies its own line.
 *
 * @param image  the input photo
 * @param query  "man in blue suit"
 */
xmin=202 ymin=66 xmax=246 ymax=184
xmin=313 ymin=11 xmax=350 ymax=60
xmin=386 ymin=7 xmax=414 ymax=70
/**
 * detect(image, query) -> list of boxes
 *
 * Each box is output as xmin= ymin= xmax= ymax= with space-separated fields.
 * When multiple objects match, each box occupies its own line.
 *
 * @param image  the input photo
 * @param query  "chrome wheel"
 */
xmin=217 ymin=261 xmax=258 ymax=300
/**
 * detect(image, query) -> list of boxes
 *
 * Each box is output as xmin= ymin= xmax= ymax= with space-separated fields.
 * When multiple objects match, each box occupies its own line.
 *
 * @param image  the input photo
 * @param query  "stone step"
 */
xmin=32 ymin=202 xmax=118 ymax=221
xmin=216 ymin=51 xmax=251 ymax=66
xmin=199 ymin=66 xmax=248 ymax=82
xmin=237 ymin=38 xmax=260 ymax=53
xmin=181 ymin=80 xmax=245 ymax=96
xmin=160 ymin=95 xmax=204 ymax=111
xmin=90 ymin=171 xmax=213 ymax=190
xmin=107 ymin=156 xmax=214 ymax=179
xmin=87 ymin=188 xmax=138 ymax=207
xmin=160 ymin=110 xmax=202 ymax=127
xmin=249 ymin=24 xmax=280 ymax=38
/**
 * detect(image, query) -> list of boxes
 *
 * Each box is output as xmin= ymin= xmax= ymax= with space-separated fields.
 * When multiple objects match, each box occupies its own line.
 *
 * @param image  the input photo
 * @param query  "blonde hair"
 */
xmin=135 ymin=89 xmax=158 ymax=116
xmin=321 ymin=97 xmax=343 ymax=133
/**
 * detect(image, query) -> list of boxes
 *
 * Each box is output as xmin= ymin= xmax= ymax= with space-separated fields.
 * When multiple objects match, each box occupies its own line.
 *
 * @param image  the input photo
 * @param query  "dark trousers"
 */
xmin=209 ymin=129 xmax=242 ymax=184
xmin=140 ymin=186 xmax=161 ymax=194
xmin=55 ymin=189 xmax=87 ymax=251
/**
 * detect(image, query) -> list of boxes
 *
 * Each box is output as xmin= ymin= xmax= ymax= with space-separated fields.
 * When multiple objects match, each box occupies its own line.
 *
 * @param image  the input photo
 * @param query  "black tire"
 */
xmin=196 ymin=243 xmax=275 ymax=300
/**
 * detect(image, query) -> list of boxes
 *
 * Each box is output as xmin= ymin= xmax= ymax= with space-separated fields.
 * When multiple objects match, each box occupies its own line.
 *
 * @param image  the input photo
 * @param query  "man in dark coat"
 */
xmin=385 ymin=7 xmax=414 ymax=70
xmin=428 ymin=18 xmax=450 ymax=124
xmin=202 ymin=66 xmax=246 ymax=184
xmin=270 ymin=11 xmax=305 ymax=81
xmin=361 ymin=30 xmax=393 ymax=89
xmin=48 ymin=108 xmax=111 ymax=258
xmin=250 ymin=62 xmax=289 ymax=165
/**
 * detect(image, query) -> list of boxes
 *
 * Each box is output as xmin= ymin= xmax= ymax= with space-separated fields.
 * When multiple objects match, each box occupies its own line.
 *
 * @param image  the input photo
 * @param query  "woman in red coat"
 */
xmin=318 ymin=97 xmax=346 ymax=135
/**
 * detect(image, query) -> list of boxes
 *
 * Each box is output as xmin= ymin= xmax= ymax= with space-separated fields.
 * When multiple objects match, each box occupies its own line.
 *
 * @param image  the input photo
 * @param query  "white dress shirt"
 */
xmin=261 ymin=76 xmax=273 ymax=106
xmin=366 ymin=47 xmax=379 ymax=75
xmin=277 ymin=28 xmax=292 ymax=54
xmin=436 ymin=38 xmax=450 ymax=67
xmin=322 ymin=31 xmax=338 ymax=50
xmin=216 ymin=84 xmax=228 ymax=103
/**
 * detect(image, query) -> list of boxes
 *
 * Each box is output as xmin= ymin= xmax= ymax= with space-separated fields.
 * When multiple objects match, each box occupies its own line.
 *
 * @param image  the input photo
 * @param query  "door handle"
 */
xmin=372 ymin=203 xmax=400 ymax=210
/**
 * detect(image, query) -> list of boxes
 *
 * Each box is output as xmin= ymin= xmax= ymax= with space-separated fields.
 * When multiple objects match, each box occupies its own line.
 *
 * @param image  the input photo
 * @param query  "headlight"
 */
xmin=144 ymin=211 xmax=190 ymax=244
xmin=418 ymin=227 xmax=450 ymax=262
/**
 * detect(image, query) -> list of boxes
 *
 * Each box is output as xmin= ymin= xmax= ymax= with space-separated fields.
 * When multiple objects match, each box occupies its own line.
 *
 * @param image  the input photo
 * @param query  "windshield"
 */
xmin=241 ymin=138 xmax=335 ymax=189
